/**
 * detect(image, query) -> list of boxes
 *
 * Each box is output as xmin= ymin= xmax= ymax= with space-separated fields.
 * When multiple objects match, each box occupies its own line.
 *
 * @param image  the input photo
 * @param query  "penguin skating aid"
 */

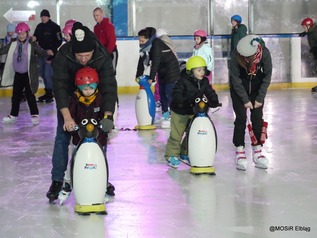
xmin=70 ymin=119 xmax=108 ymax=215
xmin=135 ymin=75 xmax=156 ymax=130
xmin=185 ymin=96 xmax=220 ymax=175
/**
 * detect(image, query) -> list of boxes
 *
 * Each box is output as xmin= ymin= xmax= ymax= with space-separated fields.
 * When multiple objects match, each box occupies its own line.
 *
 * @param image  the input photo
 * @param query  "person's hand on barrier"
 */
xmin=299 ymin=31 xmax=307 ymax=37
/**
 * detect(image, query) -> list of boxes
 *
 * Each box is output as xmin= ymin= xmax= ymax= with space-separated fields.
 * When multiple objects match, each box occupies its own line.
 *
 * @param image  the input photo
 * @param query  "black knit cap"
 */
xmin=40 ymin=9 xmax=50 ymax=17
xmin=72 ymin=22 xmax=95 ymax=53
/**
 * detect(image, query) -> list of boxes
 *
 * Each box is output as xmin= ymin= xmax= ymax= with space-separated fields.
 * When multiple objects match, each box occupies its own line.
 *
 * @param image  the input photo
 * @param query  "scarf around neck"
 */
xmin=75 ymin=89 xmax=98 ymax=106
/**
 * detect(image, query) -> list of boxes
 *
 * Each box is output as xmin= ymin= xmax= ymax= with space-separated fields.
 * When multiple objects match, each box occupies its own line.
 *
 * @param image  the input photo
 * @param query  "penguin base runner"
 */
xmin=190 ymin=166 xmax=216 ymax=175
xmin=75 ymin=204 xmax=107 ymax=215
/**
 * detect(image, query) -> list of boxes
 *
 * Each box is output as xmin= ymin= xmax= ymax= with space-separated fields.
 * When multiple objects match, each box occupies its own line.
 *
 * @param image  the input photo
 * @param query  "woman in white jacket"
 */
xmin=192 ymin=30 xmax=213 ymax=84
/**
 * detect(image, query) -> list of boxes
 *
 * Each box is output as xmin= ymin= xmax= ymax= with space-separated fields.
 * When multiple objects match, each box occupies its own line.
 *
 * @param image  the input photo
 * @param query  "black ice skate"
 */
xmin=46 ymin=181 xmax=63 ymax=203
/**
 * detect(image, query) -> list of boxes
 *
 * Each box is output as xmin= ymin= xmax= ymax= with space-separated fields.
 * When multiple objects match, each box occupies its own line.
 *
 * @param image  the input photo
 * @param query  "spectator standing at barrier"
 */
xmin=33 ymin=9 xmax=62 ymax=103
xmin=230 ymin=15 xmax=247 ymax=53
xmin=300 ymin=18 xmax=317 ymax=92
xmin=93 ymin=7 xmax=118 ymax=74
xmin=1 ymin=23 xmax=16 ymax=72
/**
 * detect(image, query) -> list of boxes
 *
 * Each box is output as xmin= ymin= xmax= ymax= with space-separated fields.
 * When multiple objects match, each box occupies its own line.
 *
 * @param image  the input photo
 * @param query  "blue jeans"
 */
xmin=159 ymin=81 xmax=175 ymax=113
xmin=51 ymin=112 xmax=71 ymax=182
xmin=39 ymin=58 xmax=53 ymax=90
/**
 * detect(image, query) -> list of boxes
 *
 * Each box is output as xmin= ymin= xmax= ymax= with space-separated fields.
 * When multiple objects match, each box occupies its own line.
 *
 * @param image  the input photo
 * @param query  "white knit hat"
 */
xmin=237 ymin=34 xmax=262 ymax=57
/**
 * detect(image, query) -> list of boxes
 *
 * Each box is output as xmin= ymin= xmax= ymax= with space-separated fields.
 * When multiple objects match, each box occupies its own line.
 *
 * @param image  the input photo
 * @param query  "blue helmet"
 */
xmin=231 ymin=15 xmax=242 ymax=23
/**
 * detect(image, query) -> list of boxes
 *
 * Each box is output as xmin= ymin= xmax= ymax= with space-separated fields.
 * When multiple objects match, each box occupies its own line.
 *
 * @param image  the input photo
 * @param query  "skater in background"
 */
xmin=1 ymin=23 xmax=16 ymax=72
xmin=299 ymin=18 xmax=317 ymax=92
xmin=155 ymin=28 xmax=178 ymax=111
xmin=136 ymin=26 xmax=180 ymax=128
xmin=229 ymin=34 xmax=272 ymax=171
xmin=192 ymin=29 xmax=213 ymax=84
xmin=46 ymin=22 xmax=117 ymax=202
xmin=230 ymin=15 xmax=247 ymax=53
xmin=165 ymin=56 xmax=219 ymax=168
xmin=0 ymin=22 xmax=53 ymax=125
xmin=58 ymin=67 xmax=115 ymax=201
xmin=33 ymin=9 xmax=62 ymax=103
xmin=93 ymin=7 xmax=118 ymax=74
xmin=61 ymin=20 xmax=76 ymax=44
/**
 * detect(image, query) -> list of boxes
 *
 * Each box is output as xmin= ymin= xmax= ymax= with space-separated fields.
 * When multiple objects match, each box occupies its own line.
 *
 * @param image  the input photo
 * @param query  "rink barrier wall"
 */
xmin=0 ymin=34 xmax=315 ymax=96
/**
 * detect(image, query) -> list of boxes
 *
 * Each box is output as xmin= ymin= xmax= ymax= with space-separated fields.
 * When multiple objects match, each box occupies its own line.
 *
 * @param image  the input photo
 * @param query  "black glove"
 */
xmin=100 ymin=116 xmax=114 ymax=133
xmin=299 ymin=31 xmax=306 ymax=37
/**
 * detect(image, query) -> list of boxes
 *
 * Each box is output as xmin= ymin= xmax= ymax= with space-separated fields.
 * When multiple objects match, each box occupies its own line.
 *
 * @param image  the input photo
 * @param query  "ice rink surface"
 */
xmin=0 ymin=90 xmax=316 ymax=238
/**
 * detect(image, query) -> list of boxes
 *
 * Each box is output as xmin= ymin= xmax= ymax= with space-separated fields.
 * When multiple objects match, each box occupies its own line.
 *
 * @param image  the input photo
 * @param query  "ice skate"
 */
xmin=2 ymin=115 xmax=17 ymax=124
xmin=104 ymin=182 xmax=115 ymax=203
xmin=161 ymin=111 xmax=171 ymax=129
xmin=167 ymin=156 xmax=180 ymax=169
xmin=252 ymin=145 xmax=268 ymax=169
xmin=156 ymin=101 xmax=161 ymax=112
xmin=46 ymin=181 xmax=63 ymax=203
xmin=58 ymin=182 xmax=72 ymax=205
xmin=31 ymin=115 xmax=39 ymax=126
xmin=235 ymin=146 xmax=247 ymax=171
xmin=179 ymin=154 xmax=190 ymax=165
xmin=37 ymin=89 xmax=54 ymax=103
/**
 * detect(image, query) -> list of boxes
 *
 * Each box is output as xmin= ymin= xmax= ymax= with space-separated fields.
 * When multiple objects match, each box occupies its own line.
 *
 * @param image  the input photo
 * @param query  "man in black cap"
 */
xmin=46 ymin=22 xmax=117 ymax=203
xmin=33 ymin=9 xmax=62 ymax=103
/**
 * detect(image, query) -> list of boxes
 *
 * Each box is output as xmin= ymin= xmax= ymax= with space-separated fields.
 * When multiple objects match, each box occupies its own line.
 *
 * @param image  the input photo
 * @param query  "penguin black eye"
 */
xmin=202 ymin=97 xmax=208 ymax=103
xmin=81 ymin=119 xmax=88 ymax=125
xmin=91 ymin=119 xmax=98 ymax=125
xmin=195 ymin=98 xmax=201 ymax=103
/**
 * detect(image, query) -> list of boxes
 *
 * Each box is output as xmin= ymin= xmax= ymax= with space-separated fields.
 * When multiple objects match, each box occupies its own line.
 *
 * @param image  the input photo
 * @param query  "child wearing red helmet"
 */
xmin=59 ymin=67 xmax=115 ymax=202
xmin=0 ymin=22 xmax=53 ymax=125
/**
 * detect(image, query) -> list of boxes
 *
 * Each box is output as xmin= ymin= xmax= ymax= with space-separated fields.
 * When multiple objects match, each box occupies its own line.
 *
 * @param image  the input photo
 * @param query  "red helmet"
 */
xmin=75 ymin=67 xmax=99 ymax=86
xmin=62 ymin=24 xmax=73 ymax=35
xmin=194 ymin=29 xmax=207 ymax=37
xmin=301 ymin=18 xmax=314 ymax=27
xmin=65 ymin=19 xmax=76 ymax=26
xmin=15 ymin=22 xmax=30 ymax=34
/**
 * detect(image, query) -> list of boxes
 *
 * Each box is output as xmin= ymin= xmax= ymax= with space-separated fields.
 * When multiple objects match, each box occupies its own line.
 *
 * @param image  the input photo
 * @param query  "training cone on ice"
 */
xmin=71 ymin=118 xmax=108 ymax=215
xmin=135 ymin=75 xmax=156 ymax=130
xmin=185 ymin=95 xmax=221 ymax=175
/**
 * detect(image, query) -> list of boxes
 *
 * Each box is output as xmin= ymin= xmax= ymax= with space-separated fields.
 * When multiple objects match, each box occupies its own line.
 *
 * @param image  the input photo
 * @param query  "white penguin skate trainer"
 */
xmin=235 ymin=146 xmax=247 ymax=171
xmin=252 ymin=145 xmax=268 ymax=169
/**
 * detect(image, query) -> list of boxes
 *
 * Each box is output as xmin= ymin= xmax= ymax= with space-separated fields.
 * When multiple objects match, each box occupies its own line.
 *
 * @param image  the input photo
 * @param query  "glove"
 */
xmin=100 ymin=116 xmax=114 ymax=133
xmin=299 ymin=31 xmax=306 ymax=37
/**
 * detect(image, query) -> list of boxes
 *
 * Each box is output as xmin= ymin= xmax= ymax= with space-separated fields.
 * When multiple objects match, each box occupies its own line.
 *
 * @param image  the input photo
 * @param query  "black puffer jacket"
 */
xmin=52 ymin=37 xmax=117 ymax=114
xmin=149 ymin=38 xmax=180 ymax=83
xmin=170 ymin=69 xmax=219 ymax=115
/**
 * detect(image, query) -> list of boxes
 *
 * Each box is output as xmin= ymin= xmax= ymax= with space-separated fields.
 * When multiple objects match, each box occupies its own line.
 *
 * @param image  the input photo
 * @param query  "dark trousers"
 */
xmin=10 ymin=72 xmax=38 ymax=117
xmin=230 ymin=89 xmax=263 ymax=147
xmin=159 ymin=81 xmax=175 ymax=113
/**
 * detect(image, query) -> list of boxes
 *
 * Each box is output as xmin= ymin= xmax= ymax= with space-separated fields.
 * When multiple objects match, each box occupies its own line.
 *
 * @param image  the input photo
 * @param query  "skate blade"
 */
xmin=236 ymin=164 xmax=247 ymax=171
xmin=254 ymin=163 xmax=268 ymax=169
xmin=179 ymin=159 xmax=190 ymax=166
